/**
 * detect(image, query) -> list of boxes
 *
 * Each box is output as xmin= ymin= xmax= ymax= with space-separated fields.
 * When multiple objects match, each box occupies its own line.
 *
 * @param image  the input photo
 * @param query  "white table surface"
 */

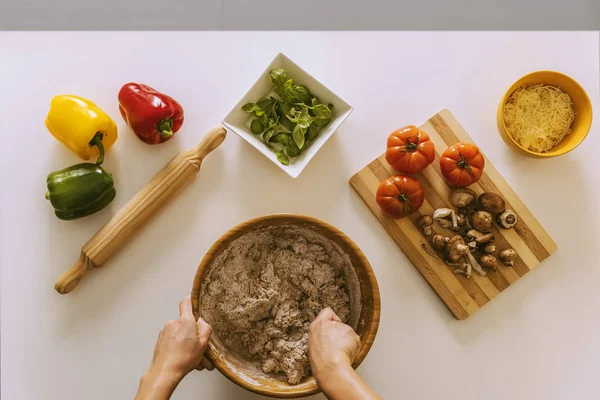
xmin=1 ymin=32 xmax=599 ymax=400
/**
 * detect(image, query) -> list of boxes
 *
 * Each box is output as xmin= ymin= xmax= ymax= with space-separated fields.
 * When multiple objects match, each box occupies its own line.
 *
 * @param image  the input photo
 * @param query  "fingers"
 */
xmin=314 ymin=307 xmax=341 ymax=323
xmin=343 ymin=329 xmax=361 ymax=364
xmin=197 ymin=317 xmax=213 ymax=342
xmin=179 ymin=295 xmax=195 ymax=322
xmin=196 ymin=318 xmax=213 ymax=371
xmin=314 ymin=307 xmax=333 ymax=322
xmin=200 ymin=357 xmax=214 ymax=371
xmin=353 ymin=332 xmax=361 ymax=353
xmin=194 ymin=358 xmax=215 ymax=372
xmin=331 ymin=311 xmax=342 ymax=323
xmin=349 ymin=333 xmax=361 ymax=363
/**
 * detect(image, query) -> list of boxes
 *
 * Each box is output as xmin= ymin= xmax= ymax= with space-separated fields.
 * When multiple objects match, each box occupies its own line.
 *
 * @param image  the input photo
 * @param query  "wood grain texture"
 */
xmin=191 ymin=214 xmax=381 ymax=398
xmin=350 ymin=109 xmax=557 ymax=320
xmin=54 ymin=126 xmax=227 ymax=294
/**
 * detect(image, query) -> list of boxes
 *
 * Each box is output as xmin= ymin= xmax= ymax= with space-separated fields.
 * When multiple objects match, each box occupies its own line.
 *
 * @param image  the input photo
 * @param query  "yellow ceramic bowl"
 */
xmin=497 ymin=70 xmax=592 ymax=157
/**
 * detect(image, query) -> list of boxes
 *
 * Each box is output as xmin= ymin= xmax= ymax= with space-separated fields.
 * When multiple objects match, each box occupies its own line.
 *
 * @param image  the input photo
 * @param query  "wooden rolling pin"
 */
xmin=55 ymin=126 xmax=227 ymax=294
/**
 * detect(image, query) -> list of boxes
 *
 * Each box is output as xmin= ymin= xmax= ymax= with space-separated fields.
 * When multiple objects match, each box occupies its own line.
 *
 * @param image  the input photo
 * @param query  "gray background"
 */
xmin=0 ymin=0 xmax=598 ymax=30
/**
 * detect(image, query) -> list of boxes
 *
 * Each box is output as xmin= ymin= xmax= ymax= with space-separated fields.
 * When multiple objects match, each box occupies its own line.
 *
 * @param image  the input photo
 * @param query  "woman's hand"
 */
xmin=308 ymin=307 xmax=361 ymax=382
xmin=135 ymin=296 xmax=212 ymax=400
xmin=308 ymin=308 xmax=381 ymax=400
xmin=149 ymin=295 xmax=212 ymax=379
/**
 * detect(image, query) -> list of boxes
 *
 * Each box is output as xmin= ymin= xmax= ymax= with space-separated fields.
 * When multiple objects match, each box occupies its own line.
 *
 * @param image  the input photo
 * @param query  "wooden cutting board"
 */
xmin=349 ymin=109 xmax=557 ymax=320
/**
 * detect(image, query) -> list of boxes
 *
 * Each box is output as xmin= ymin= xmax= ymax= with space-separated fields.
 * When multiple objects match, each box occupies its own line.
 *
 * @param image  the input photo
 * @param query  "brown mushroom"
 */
xmin=448 ymin=235 xmax=465 ymax=245
xmin=471 ymin=211 xmax=493 ymax=233
xmin=453 ymin=267 xmax=472 ymax=279
xmin=483 ymin=244 xmax=497 ymax=254
xmin=449 ymin=188 xmax=476 ymax=208
xmin=477 ymin=193 xmax=506 ymax=213
xmin=448 ymin=261 xmax=471 ymax=278
xmin=465 ymin=261 xmax=472 ymax=277
xmin=457 ymin=207 xmax=469 ymax=216
xmin=453 ymin=214 xmax=465 ymax=232
xmin=480 ymin=254 xmax=498 ymax=269
xmin=497 ymin=209 xmax=518 ymax=229
xmin=448 ymin=251 xmax=466 ymax=263
xmin=447 ymin=235 xmax=469 ymax=262
xmin=466 ymin=229 xmax=494 ymax=244
xmin=431 ymin=234 xmax=448 ymax=251
xmin=499 ymin=249 xmax=517 ymax=266
xmin=417 ymin=215 xmax=434 ymax=235
xmin=465 ymin=253 xmax=486 ymax=276
xmin=433 ymin=208 xmax=456 ymax=229
xmin=447 ymin=262 xmax=469 ymax=269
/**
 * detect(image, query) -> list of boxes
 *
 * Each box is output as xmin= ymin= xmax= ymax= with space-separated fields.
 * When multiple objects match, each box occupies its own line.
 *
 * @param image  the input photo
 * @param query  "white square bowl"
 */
xmin=222 ymin=53 xmax=353 ymax=178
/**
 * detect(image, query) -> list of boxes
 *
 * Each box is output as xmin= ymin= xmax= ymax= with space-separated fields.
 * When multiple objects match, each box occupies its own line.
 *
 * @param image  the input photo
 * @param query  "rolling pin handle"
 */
xmin=188 ymin=126 xmax=227 ymax=165
xmin=55 ymin=253 xmax=89 ymax=294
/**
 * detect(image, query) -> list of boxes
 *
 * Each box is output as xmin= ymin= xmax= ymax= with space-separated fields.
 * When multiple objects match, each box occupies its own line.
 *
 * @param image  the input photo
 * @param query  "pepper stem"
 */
xmin=89 ymin=133 xmax=105 ymax=165
xmin=157 ymin=119 xmax=174 ymax=139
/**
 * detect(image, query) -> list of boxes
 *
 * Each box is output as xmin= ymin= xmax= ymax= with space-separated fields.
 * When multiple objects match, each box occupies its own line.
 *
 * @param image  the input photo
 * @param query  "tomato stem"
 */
xmin=457 ymin=152 xmax=475 ymax=178
xmin=403 ymin=137 xmax=418 ymax=152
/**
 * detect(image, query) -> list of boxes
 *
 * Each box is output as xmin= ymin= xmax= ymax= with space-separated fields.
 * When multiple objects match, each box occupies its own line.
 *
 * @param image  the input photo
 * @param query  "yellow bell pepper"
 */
xmin=45 ymin=95 xmax=118 ymax=164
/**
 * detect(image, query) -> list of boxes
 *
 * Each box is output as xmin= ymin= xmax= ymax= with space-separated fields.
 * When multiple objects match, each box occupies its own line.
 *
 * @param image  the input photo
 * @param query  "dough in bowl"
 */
xmin=200 ymin=225 xmax=361 ymax=384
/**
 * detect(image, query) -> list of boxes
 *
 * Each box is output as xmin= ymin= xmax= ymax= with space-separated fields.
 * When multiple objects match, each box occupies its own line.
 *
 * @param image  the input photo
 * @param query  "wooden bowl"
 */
xmin=191 ymin=214 xmax=381 ymax=398
xmin=497 ymin=70 xmax=593 ymax=157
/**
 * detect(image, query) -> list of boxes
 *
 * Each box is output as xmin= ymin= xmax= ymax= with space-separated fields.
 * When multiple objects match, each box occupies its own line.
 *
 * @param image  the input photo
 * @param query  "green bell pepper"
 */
xmin=45 ymin=163 xmax=116 ymax=220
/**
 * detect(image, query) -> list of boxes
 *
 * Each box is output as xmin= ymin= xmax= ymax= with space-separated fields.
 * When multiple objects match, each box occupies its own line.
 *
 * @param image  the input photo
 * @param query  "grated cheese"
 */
xmin=503 ymin=84 xmax=575 ymax=153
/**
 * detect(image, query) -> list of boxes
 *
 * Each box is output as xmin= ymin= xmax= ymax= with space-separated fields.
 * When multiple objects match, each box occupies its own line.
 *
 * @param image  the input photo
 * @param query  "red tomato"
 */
xmin=385 ymin=126 xmax=436 ymax=174
xmin=376 ymin=175 xmax=425 ymax=219
xmin=440 ymin=143 xmax=485 ymax=187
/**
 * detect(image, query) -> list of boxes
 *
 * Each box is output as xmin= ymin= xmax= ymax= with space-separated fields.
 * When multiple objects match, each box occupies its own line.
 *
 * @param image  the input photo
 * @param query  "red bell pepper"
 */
xmin=118 ymin=83 xmax=184 ymax=145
